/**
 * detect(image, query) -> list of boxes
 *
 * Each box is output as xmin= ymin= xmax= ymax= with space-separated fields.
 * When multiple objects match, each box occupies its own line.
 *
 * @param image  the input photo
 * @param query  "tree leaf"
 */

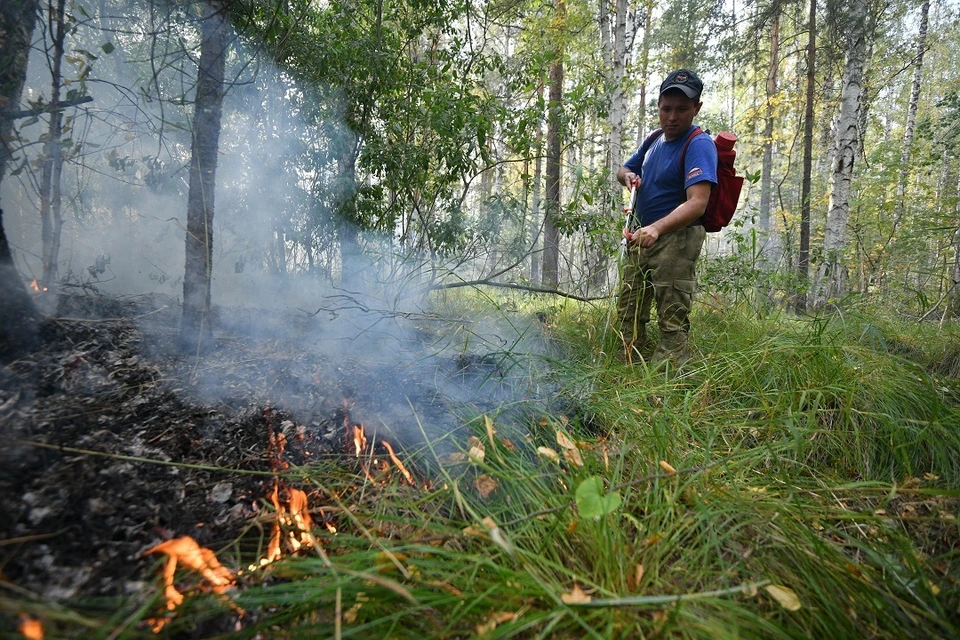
xmin=101 ymin=42 xmax=115 ymax=54
xmin=560 ymin=584 xmax=592 ymax=604
xmin=537 ymin=446 xmax=560 ymax=463
xmin=764 ymin=584 xmax=801 ymax=611
xmin=575 ymin=476 xmax=622 ymax=519
xmin=474 ymin=474 xmax=497 ymax=499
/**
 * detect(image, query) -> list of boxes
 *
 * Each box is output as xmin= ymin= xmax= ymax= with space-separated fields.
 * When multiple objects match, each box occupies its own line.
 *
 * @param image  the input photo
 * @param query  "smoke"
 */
xmin=0 ymin=1 xmax=561 ymax=452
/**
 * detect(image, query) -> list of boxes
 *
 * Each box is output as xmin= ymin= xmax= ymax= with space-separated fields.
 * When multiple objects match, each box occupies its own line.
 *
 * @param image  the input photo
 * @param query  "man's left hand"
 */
xmin=632 ymin=226 xmax=658 ymax=248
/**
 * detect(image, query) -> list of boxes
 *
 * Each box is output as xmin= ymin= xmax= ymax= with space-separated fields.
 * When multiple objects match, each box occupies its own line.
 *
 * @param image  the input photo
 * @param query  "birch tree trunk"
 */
xmin=0 ymin=0 xmax=41 ymax=358
xmin=180 ymin=0 xmax=228 ymax=353
xmin=760 ymin=1 xmax=781 ymax=266
xmin=815 ymin=0 xmax=867 ymax=306
xmin=636 ymin=0 xmax=654 ymax=146
xmin=797 ymin=0 xmax=816 ymax=312
xmin=600 ymin=0 xmax=630 ymax=175
xmin=0 ymin=0 xmax=39 ymax=186
xmin=542 ymin=0 xmax=564 ymax=289
xmin=39 ymin=0 xmax=66 ymax=289
xmin=893 ymin=0 xmax=929 ymax=233
xmin=530 ymin=116 xmax=542 ymax=284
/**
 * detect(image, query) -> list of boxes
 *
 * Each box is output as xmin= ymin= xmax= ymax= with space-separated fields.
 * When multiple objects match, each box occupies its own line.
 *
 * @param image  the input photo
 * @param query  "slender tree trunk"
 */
xmin=946 ymin=226 xmax=960 ymax=323
xmin=180 ymin=0 xmax=228 ymax=352
xmin=0 ymin=0 xmax=39 ymax=186
xmin=542 ymin=0 xmax=564 ymax=289
xmin=0 ymin=0 xmax=41 ymax=359
xmin=815 ymin=0 xmax=867 ymax=306
xmin=38 ymin=0 xmax=66 ymax=289
xmin=636 ymin=0 xmax=654 ymax=146
xmin=796 ymin=0 xmax=816 ymax=312
xmin=893 ymin=0 xmax=929 ymax=232
xmin=530 ymin=116 xmax=543 ymax=284
xmin=760 ymin=2 xmax=781 ymax=266
xmin=0 ymin=208 xmax=41 ymax=359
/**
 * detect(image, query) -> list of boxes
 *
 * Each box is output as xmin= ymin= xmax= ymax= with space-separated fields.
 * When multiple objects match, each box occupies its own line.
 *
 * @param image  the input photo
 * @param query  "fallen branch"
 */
xmin=428 ymin=279 xmax=608 ymax=303
xmin=569 ymin=580 xmax=771 ymax=608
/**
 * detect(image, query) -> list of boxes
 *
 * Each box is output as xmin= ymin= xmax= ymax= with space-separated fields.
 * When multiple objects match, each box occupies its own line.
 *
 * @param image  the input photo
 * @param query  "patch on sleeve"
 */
xmin=686 ymin=167 xmax=703 ymax=180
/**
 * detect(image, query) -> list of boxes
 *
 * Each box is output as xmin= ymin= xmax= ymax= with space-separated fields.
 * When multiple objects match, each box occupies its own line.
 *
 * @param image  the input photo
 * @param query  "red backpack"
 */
xmin=637 ymin=127 xmax=744 ymax=232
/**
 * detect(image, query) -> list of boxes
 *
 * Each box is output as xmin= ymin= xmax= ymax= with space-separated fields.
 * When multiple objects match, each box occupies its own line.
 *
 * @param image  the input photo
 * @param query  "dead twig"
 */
xmin=429 ymin=279 xmax=607 ymax=303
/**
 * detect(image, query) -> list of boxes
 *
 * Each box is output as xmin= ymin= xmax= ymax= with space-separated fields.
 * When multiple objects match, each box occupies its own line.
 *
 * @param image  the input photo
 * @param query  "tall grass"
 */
xmin=8 ymin=297 xmax=959 ymax=639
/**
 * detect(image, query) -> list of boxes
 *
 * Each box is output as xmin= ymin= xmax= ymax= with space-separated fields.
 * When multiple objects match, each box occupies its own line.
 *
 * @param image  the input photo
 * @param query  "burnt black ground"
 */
xmin=0 ymin=292 xmax=556 ymax=631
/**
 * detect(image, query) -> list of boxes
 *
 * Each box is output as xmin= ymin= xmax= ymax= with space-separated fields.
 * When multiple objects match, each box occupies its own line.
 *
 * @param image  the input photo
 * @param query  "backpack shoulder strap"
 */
xmin=639 ymin=128 xmax=664 ymax=164
xmin=677 ymin=126 xmax=705 ymax=169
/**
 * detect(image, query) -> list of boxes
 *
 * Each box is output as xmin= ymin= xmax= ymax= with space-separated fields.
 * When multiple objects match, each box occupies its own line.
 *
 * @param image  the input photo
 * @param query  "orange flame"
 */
xmin=286 ymin=488 xmax=316 ymax=551
xmin=18 ymin=615 xmax=43 ymax=640
xmin=382 ymin=440 xmax=414 ymax=485
xmin=144 ymin=536 xmax=235 ymax=631
xmin=353 ymin=424 xmax=367 ymax=457
xmin=261 ymin=482 xmax=318 ymax=568
xmin=264 ymin=483 xmax=284 ymax=565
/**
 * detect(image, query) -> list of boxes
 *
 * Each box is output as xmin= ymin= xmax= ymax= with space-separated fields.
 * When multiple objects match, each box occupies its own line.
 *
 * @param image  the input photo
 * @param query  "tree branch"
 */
xmin=428 ymin=279 xmax=608 ymax=302
xmin=1 ymin=95 xmax=94 ymax=120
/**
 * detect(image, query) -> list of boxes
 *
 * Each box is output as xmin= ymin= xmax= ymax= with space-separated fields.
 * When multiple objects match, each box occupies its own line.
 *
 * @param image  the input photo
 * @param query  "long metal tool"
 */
xmin=598 ymin=184 xmax=638 ymax=361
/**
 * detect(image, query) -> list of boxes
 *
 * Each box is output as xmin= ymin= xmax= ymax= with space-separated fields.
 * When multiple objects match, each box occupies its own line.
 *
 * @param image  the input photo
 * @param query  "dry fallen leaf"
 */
xmin=428 ymin=580 xmax=464 ymax=597
xmin=474 ymin=475 xmax=498 ymax=499
xmin=563 ymin=448 xmax=584 ymax=467
xmin=659 ymin=460 xmax=677 ymax=475
xmin=485 ymin=415 xmax=497 ymax=441
xmin=560 ymin=583 xmax=592 ymax=604
xmin=468 ymin=444 xmax=486 ymax=464
xmin=556 ymin=430 xmax=577 ymax=450
xmin=476 ymin=611 xmax=518 ymax=634
xmin=462 ymin=525 xmax=488 ymax=539
xmin=537 ymin=446 xmax=560 ymax=463
xmin=764 ymin=584 xmax=801 ymax=611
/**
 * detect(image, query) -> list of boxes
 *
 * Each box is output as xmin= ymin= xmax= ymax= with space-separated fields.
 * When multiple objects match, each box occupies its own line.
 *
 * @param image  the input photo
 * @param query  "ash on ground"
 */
xmin=0 ymin=291 xmax=559 ymax=605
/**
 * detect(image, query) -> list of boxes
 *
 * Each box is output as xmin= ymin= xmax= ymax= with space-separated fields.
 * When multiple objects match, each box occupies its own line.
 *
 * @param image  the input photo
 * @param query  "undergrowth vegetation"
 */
xmin=11 ymin=295 xmax=960 ymax=639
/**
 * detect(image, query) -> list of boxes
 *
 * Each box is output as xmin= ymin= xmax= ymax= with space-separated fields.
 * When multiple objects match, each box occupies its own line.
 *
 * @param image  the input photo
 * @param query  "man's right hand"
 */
xmin=624 ymin=171 xmax=640 ymax=189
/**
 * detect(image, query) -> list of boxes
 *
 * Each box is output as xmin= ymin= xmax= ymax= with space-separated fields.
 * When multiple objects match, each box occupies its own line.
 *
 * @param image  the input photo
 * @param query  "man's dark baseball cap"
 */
xmin=659 ymin=69 xmax=704 ymax=100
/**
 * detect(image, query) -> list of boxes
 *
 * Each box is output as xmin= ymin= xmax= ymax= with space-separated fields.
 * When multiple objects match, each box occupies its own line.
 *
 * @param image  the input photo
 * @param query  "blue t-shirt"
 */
xmin=624 ymin=126 xmax=718 ymax=227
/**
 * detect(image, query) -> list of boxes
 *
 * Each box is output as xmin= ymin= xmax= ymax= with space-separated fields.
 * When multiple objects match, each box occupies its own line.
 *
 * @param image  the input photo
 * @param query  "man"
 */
xmin=615 ymin=69 xmax=717 ymax=366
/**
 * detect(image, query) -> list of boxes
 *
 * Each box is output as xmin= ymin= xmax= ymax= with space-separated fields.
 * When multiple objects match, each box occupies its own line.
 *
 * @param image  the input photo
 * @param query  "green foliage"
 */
xmin=575 ymin=475 xmax=623 ymax=519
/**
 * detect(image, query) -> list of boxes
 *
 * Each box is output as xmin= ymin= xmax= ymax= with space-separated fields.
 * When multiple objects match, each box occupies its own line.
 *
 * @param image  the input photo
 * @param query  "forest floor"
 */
xmin=1 ymin=292 xmax=958 ymax=639
xmin=0 ymin=291 xmax=549 ymax=635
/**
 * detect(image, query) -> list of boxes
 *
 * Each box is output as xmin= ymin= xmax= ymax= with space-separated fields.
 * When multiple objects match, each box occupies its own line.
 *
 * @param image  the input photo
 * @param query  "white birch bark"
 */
xmin=760 ymin=3 xmax=781 ymax=266
xmin=815 ymin=0 xmax=868 ymax=305
xmin=894 ymin=0 xmax=930 ymax=231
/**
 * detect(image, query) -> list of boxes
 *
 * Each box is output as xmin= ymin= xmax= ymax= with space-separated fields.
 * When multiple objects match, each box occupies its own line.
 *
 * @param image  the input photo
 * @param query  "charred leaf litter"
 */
xmin=0 ymin=287 xmax=577 ymax=609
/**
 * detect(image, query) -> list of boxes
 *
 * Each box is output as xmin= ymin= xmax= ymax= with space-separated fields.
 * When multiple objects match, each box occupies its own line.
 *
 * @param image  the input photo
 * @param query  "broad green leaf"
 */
xmin=575 ymin=476 xmax=622 ymax=519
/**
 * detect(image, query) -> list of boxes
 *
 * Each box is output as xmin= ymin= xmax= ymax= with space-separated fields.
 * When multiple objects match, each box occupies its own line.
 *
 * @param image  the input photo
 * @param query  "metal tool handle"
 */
xmin=622 ymin=184 xmax=638 ymax=246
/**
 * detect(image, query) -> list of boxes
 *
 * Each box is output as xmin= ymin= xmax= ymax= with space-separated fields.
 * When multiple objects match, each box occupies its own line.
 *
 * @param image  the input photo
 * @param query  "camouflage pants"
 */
xmin=616 ymin=224 xmax=706 ymax=364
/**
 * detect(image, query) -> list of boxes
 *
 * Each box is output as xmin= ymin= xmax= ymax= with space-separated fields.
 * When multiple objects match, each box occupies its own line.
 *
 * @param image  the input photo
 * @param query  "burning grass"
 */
xmin=1 ymin=293 xmax=959 ymax=638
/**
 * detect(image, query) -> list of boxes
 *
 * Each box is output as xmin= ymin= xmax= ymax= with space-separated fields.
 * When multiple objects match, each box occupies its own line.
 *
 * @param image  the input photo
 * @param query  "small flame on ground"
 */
xmin=382 ymin=440 xmax=414 ymax=485
xmin=353 ymin=424 xmax=367 ymax=457
xmin=144 ymin=536 xmax=236 ymax=631
xmin=259 ymin=481 xmax=319 ymax=569
xmin=29 ymin=279 xmax=47 ymax=293
xmin=18 ymin=615 xmax=43 ymax=640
